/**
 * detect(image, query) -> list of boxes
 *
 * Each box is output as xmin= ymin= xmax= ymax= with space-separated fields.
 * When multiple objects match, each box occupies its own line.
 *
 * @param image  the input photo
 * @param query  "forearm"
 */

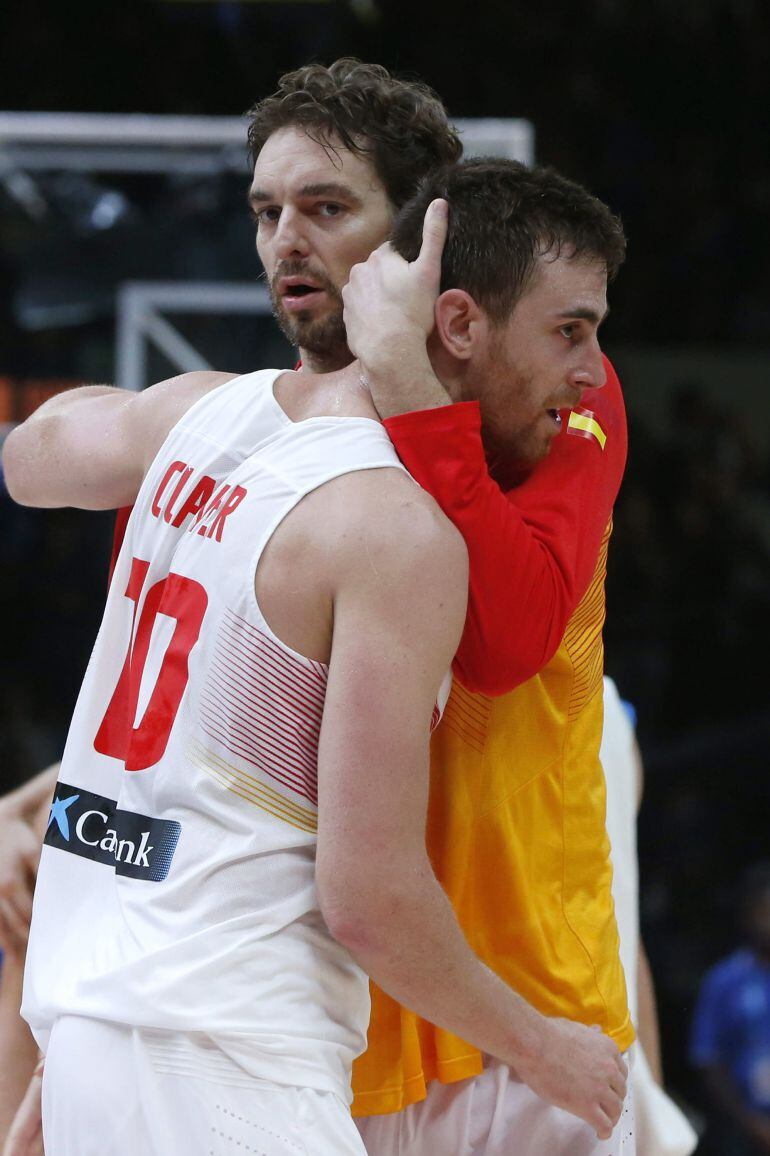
xmin=0 ymin=767 xmax=58 ymax=826
xmin=2 ymin=386 xmax=137 ymax=509
xmin=0 ymin=954 xmax=38 ymax=1143
xmin=362 ymin=348 xmax=451 ymax=419
xmin=326 ymin=863 xmax=544 ymax=1070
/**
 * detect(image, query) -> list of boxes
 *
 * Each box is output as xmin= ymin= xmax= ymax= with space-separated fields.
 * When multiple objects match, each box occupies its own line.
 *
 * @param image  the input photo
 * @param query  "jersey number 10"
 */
xmin=94 ymin=556 xmax=208 ymax=771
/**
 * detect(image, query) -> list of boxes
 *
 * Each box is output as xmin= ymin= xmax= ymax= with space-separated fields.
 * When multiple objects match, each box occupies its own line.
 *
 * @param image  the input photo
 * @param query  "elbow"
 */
xmin=320 ymin=901 xmax=379 ymax=959
xmin=317 ymin=870 xmax=381 ymax=957
xmin=317 ymin=859 xmax=405 ymax=962
xmin=1 ymin=427 xmax=36 ymax=506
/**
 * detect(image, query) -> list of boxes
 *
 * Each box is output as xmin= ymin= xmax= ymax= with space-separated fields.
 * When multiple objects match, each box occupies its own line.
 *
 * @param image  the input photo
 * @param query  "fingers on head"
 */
xmin=421 ymin=200 xmax=448 ymax=252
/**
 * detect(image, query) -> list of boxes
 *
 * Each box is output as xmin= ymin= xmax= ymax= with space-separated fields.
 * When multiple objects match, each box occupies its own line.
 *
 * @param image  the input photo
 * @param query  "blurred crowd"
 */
xmin=606 ymin=381 xmax=770 ymax=737
xmin=602 ymin=380 xmax=770 ymax=1130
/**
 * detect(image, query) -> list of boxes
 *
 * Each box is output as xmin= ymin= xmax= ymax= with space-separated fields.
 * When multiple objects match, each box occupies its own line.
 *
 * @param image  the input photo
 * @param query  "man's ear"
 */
xmin=433 ymin=290 xmax=489 ymax=361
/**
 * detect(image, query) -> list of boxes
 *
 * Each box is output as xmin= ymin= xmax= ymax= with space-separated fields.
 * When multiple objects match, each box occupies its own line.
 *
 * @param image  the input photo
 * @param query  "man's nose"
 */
xmin=273 ymin=208 xmax=311 ymax=260
xmin=572 ymin=339 xmax=607 ymax=393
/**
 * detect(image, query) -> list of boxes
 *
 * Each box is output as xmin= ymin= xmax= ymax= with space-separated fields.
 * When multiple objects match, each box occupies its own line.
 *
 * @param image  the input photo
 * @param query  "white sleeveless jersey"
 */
xmin=23 ymin=369 xmax=428 ymax=1101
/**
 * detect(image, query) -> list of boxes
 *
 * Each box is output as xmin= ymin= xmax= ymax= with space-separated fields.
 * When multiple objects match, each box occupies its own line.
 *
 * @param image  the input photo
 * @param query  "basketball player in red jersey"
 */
xmin=3 ymin=62 xmax=630 ymax=1154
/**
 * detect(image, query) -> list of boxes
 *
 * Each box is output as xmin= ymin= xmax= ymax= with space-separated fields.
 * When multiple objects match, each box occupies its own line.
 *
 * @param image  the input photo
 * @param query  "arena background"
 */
xmin=1 ymin=2 xmax=769 ymax=1149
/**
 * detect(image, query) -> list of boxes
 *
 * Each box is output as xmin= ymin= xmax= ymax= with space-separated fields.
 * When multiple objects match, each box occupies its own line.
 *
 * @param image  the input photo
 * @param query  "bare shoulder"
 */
xmin=316 ymin=466 xmax=468 ymax=594
xmin=147 ymin=368 xmax=238 ymax=400
xmin=136 ymin=370 xmax=238 ymax=464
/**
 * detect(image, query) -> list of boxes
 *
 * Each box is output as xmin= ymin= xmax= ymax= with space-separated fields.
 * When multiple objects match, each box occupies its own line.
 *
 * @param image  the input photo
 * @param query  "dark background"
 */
xmin=1 ymin=2 xmax=769 ymax=1146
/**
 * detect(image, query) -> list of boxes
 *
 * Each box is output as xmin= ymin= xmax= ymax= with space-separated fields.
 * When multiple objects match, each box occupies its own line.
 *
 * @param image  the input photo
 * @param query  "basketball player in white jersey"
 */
xmin=4 ymin=174 xmax=628 ymax=1154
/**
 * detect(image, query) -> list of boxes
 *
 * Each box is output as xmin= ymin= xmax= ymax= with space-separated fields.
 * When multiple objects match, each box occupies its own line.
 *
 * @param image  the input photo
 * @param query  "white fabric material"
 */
xmin=633 ymin=1047 xmax=698 ymax=1156
xmin=24 ymin=369 xmax=410 ymax=1101
xmin=357 ymin=1054 xmax=636 ymax=1156
xmin=601 ymin=676 xmax=640 ymax=1020
xmin=601 ymin=678 xmax=697 ymax=1156
xmin=43 ymin=1015 xmax=367 ymax=1156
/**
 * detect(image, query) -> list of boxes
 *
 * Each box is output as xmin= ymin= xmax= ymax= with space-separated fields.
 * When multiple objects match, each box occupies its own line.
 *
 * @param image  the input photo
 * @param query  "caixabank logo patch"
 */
xmin=45 ymin=781 xmax=180 ymax=882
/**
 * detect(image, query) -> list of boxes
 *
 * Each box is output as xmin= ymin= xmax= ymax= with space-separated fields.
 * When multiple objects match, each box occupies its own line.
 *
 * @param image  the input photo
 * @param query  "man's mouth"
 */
xmin=277 ymin=276 xmax=327 ymax=312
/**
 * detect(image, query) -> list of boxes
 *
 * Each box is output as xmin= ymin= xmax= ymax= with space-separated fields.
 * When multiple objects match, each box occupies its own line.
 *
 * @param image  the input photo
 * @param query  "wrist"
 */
xmin=501 ymin=991 xmax=550 ymax=1070
xmin=362 ymin=352 xmax=451 ymax=422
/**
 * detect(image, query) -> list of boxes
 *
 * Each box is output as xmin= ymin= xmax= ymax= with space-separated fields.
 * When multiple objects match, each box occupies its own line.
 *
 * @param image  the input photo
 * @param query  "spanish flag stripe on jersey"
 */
xmin=567 ymin=408 xmax=607 ymax=449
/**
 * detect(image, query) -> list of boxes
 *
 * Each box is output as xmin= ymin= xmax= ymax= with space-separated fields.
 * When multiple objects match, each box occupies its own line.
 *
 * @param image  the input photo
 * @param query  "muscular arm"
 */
xmin=314 ymin=481 xmax=626 ymax=1138
xmin=2 ymin=371 xmax=236 ymax=510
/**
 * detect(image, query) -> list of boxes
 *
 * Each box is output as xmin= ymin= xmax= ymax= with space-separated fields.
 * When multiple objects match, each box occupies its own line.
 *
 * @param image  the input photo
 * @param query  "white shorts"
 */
xmin=42 ymin=1015 xmax=367 ymax=1156
xmin=357 ymin=1053 xmax=636 ymax=1156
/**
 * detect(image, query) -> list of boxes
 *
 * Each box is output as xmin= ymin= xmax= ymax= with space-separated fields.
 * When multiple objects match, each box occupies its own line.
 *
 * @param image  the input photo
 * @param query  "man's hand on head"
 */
xmin=342 ymin=199 xmax=452 ymax=419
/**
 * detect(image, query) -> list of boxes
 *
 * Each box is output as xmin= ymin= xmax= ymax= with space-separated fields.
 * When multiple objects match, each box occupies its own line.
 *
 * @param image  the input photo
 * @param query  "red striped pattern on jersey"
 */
xmin=199 ymin=608 xmax=327 ymax=807
xmin=440 ymin=682 xmax=491 ymax=754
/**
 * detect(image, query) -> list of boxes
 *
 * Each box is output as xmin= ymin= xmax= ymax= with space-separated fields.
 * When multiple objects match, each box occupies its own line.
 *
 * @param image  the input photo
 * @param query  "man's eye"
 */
xmin=319 ymin=203 xmax=343 ymax=217
xmin=560 ymin=324 xmax=577 ymax=339
xmin=251 ymin=207 xmax=279 ymax=225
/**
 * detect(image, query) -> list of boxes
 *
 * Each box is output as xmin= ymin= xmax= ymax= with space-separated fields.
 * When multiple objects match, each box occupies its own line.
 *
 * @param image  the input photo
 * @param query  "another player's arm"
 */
xmin=0 ymin=953 xmax=39 ymax=1150
xmin=632 ymin=736 xmax=665 ymax=1085
xmin=0 ymin=771 xmax=50 ymax=1149
xmin=2 ymin=370 xmax=236 ymax=510
xmin=1 ymin=1059 xmax=44 ymax=1156
xmin=315 ymin=481 xmax=627 ymax=1139
xmin=0 ymin=766 xmax=58 ymax=953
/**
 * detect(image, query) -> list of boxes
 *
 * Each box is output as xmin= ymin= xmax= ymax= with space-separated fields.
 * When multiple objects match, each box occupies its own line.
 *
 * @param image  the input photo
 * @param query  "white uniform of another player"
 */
xmin=22 ymin=370 xmax=411 ymax=1156
xmin=602 ymin=677 xmax=697 ymax=1156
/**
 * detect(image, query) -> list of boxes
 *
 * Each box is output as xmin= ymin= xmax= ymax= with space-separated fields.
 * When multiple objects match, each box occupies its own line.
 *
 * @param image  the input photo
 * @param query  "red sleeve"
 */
xmin=383 ymin=356 xmax=627 ymax=696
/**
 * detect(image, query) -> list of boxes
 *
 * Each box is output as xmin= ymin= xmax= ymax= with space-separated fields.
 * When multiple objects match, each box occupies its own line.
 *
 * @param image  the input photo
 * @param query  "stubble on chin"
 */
xmin=270 ymin=290 xmax=351 ymax=370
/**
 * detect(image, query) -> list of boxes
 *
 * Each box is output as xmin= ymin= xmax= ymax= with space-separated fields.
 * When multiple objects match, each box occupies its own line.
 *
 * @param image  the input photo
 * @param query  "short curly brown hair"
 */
xmin=392 ymin=159 xmax=627 ymax=322
xmin=246 ymin=58 xmax=463 ymax=210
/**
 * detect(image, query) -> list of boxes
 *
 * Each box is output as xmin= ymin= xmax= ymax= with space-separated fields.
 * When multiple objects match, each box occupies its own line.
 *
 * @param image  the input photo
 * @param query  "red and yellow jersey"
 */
xmin=352 ymin=357 xmax=632 ymax=1116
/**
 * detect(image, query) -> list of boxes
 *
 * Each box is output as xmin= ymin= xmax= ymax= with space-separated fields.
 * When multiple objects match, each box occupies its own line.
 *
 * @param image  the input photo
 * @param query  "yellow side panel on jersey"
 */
xmin=351 ymin=518 xmax=633 ymax=1117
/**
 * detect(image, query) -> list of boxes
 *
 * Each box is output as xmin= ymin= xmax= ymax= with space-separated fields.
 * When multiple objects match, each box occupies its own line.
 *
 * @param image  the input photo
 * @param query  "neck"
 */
xmin=298 ymin=345 xmax=354 ymax=375
xmin=276 ymin=361 xmax=376 ymax=422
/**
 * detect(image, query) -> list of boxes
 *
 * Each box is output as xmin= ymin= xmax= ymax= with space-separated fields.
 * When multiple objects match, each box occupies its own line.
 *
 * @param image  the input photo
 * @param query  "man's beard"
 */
xmin=269 ymin=264 xmax=351 ymax=370
xmin=477 ymin=362 xmax=550 ymax=490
